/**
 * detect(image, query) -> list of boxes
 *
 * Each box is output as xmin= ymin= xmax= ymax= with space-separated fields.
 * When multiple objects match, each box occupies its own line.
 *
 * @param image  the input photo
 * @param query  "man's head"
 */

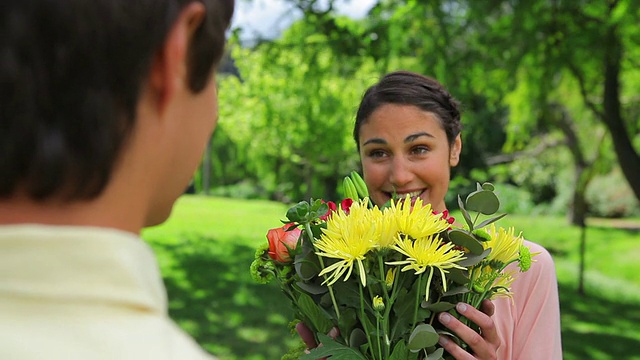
xmin=1 ymin=0 xmax=234 ymax=230
xmin=1 ymin=0 xmax=234 ymax=200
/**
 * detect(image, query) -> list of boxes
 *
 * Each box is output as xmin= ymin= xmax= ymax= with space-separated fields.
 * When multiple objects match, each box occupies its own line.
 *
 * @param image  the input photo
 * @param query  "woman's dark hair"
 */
xmin=353 ymin=70 xmax=463 ymax=149
xmin=0 ymin=0 xmax=234 ymax=201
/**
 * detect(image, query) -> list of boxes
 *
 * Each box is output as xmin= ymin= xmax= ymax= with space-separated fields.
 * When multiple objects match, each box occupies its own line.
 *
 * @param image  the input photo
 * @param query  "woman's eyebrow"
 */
xmin=405 ymin=132 xmax=434 ymax=143
xmin=362 ymin=138 xmax=387 ymax=147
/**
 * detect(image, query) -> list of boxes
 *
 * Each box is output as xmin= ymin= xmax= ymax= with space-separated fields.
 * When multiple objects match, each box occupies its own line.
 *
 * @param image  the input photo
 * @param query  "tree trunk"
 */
xmin=602 ymin=24 xmax=640 ymax=201
xmin=201 ymin=138 xmax=212 ymax=195
xmin=577 ymin=223 xmax=587 ymax=296
xmin=570 ymin=165 xmax=588 ymax=227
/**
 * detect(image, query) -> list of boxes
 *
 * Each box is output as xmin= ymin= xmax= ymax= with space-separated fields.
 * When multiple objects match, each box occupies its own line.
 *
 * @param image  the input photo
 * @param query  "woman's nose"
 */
xmin=389 ymin=157 xmax=413 ymax=188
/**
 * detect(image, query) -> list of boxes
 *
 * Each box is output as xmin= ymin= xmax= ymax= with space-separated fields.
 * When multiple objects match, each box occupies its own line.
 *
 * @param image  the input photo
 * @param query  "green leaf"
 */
xmin=297 ymin=293 xmax=334 ymax=335
xmin=447 ymin=268 xmax=470 ymax=285
xmin=480 ymin=182 xmax=495 ymax=191
xmin=457 ymin=248 xmax=491 ymax=267
xmin=457 ymin=195 xmax=474 ymax=230
xmin=465 ymin=190 xmax=500 ymax=215
xmin=294 ymin=247 xmax=320 ymax=281
xmin=441 ymin=285 xmax=470 ymax=297
xmin=407 ymin=324 xmax=440 ymax=351
xmin=286 ymin=201 xmax=310 ymax=223
xmin=389 ymin=340 xmax=418 ymax=360
xmin=475 ymin=213 xmax=508 ymax=229
xmin=348 ymin=328 xmax=368 ymax=348
xmin=300 ymin=334 xmax=368 ymax=360
xmin=424 ymin=301 xmax=456 ymax=312
xmin=448 ymin=229 xmax=484 ymax=255
xmin=296 ymin=281 xmax=328 ymax=295
xmin=427 ymin=347 xmax=445 ymax=360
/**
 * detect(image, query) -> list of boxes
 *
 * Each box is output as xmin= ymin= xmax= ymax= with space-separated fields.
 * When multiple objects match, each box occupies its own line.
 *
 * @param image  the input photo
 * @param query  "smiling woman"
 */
xmin=352 ymin=70 xmax=563 ymax=360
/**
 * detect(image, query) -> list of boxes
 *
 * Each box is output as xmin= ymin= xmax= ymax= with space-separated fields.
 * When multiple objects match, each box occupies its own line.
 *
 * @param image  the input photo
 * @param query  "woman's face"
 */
xmin=358 ymin=103 xmax=461 ymax=213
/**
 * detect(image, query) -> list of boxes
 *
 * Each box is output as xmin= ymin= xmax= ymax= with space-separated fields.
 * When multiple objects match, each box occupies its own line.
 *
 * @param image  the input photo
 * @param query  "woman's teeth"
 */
xmin=395 ymin=191 xmax=422 ymax=198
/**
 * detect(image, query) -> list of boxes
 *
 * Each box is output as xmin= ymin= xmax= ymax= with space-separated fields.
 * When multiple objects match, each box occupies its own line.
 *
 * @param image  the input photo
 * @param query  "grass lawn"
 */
xmin=142 ymin=195 xmax=640 ymax=360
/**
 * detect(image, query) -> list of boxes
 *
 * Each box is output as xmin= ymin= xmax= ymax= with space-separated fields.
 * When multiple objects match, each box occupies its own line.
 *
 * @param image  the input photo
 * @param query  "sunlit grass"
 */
xmin=142 ymin=195 xmax=640 ymax=360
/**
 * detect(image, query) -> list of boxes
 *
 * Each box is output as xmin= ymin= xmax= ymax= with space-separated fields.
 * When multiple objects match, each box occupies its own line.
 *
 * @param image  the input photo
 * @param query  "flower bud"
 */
xmin=385 ymin=268 xmax=396 ymax=289
xmin=373 ymin=295 xmax=385 ymax=312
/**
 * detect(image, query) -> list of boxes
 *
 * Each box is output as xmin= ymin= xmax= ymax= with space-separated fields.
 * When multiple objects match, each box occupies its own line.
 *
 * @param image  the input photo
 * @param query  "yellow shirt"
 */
xmin=0 ymin=224 xmax=216 ymax=360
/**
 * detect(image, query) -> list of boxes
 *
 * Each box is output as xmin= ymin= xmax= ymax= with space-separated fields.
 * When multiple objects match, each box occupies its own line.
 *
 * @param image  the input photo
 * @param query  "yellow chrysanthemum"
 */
xmin=387 ymin=234 xmax=466 ymax=300
xmin=484 ymin=224 xmax=524 ymax=267
xmin=315 ymin=199 xmax=378 ymax=287
xmin=490 ymin=271 xmax=516 ymax=298
xmin=371 ymin=205 xmax=398 ymax=248
xmin=386 ymin=195 xmax=450 ymax=239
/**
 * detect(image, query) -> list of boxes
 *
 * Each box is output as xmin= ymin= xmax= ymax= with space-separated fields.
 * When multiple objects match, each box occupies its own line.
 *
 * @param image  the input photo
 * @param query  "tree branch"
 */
xmin=484 ymin=135 xmax=566 ymax=165
xmin=567 ymin=62 xmax=606 ymax=121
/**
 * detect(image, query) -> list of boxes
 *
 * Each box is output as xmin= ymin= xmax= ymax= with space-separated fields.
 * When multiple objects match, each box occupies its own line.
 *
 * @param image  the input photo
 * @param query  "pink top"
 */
xmin=492 ymin=241 xmax=563 ymax=359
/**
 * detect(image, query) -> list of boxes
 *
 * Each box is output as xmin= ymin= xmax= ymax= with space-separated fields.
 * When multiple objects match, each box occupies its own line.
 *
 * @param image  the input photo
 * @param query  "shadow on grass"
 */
xmin=150 ymin=234 xmax=640 ymax=360
xmin=150 ymin=235 xmax=298 ymax=360
xmin=559 ymin=282 xmax=640 ymax=360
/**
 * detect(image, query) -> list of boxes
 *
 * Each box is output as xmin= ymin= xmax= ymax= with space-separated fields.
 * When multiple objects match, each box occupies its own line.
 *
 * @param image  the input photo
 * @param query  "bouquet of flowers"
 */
xmin=251 ymin=172 xmax=535 ymax=360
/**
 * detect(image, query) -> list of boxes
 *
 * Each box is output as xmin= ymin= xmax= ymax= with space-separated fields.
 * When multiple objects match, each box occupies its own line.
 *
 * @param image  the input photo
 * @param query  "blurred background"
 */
xmin=142 ymin=1 xmax=640 ymax=359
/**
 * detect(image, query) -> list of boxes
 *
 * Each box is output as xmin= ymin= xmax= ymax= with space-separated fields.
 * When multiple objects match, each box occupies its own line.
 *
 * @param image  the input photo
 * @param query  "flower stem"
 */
xmin=304 ymin=222 xmax=340 ymax=320
xmin=412 ymin=273 xmax=424 ymax=329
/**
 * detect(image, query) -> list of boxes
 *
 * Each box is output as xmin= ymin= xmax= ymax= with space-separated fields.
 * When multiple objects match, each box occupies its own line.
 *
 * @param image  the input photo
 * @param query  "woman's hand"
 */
xmin=438 ymin=300 xmax=500 ymax=360
xmin=295 ymin=322 xmax=340 ymax=358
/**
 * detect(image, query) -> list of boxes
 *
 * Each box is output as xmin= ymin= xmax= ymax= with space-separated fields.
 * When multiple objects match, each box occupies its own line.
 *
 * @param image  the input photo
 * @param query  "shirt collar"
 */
xmin=0 ymin=224 xmax=167 ymax=313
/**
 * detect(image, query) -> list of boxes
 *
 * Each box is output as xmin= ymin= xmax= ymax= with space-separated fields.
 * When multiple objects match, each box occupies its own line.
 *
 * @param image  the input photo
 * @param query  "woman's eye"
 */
xmin=368 ymin=149 xmax=388 ymax=158
xmin=411 ymin=146 xmax=429 ymax=155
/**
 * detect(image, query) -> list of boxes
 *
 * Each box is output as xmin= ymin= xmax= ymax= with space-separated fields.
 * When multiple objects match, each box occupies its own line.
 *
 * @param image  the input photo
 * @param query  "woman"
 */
xmin=354 ymin=70 xmax=563 ymax=359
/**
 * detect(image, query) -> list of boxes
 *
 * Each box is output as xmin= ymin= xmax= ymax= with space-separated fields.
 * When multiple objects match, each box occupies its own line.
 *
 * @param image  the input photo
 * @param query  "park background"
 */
xmin=144 ymin=1 xmax=640 ymax=359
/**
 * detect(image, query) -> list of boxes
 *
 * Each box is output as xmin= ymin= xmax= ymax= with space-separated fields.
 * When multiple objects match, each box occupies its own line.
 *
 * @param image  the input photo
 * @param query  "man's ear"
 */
xmin=449 ymin=134 xmax=462 ymax=167
xmin=147 ymin=2 xmax=206 ymax=114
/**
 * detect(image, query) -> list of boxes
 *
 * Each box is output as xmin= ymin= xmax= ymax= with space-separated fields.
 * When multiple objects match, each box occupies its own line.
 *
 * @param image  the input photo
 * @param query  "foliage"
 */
xmin=142 ymin=195 xmax=640 ymax=360
xmin=586 ymin=168 xmax=640 ymax=218
xmin=251 ymin=178 xmax=533 ymax=359
xmin=216 ymin=18 xmax=377 ymax=201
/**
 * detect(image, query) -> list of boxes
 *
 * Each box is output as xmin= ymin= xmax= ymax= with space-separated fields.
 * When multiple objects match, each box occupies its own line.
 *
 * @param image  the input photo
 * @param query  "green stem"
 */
xmin=412 ymin=273 xmax=424 ymax=329
xmin=304 ymin=222 xmax=340 ymax=320
xmin=376 ymin=314 xmax=383 ymax=360
xmin=359 ymin=282 xmax=375 ymax=357
xmin=377 ymin=256 xmax=391 ymax=359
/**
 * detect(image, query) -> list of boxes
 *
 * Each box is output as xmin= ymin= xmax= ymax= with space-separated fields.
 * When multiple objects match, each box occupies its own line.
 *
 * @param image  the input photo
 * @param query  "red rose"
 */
xmin=267 ymin=224 xmax=302 ymax=263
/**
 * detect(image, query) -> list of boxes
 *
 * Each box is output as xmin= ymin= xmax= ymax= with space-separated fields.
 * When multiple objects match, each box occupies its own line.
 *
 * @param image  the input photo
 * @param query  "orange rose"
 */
xmin=267 ymin=224 xmax=301 ymax=263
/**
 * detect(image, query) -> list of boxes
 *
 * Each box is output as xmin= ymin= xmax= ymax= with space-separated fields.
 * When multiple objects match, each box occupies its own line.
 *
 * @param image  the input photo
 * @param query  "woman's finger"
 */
xmin=438 ymin=303 xmax=499 ymax=359
xmin=295 ymin=322 xmax=318 ymax=350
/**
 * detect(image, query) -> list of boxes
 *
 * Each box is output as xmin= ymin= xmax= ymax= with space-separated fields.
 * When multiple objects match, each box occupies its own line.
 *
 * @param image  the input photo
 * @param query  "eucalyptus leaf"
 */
xmin=348 ymin=328 xmax=368 ymax=348
xmin=457 ymin=195 xmax=473 ymax=230
xmin=447 ymin=268 xmax=470 ymax=285
xmin=480 ymin=182 xmax=495 ymax=191
xmin=300 ymin=334 xmax=368 ymax=360
xmin=407 ymin=324 xmax=440 ymax=351
xmin=427 ymin=347 xmax=445 ymax=360
xmin=457 ymin=248 xmax=491 ymax=267
xmin=436 ymin=330 xmax=463 ymax=347
xmin=448 ymin=229 xmax=484 ymax=255
xmin=424 ymin=301 xmax=456 ymax=312
xmin=296 ymin=281 xmax=328 ymax=295
xmin=442 ymin=285 xmax=471 ymax=297
xmin=294 ymin=249 xmax=320 ymax=281
xmin=475 ymin=213 xmax=508 ymax=229
xmin=465 ymin=190 xmax=500 ymax=215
